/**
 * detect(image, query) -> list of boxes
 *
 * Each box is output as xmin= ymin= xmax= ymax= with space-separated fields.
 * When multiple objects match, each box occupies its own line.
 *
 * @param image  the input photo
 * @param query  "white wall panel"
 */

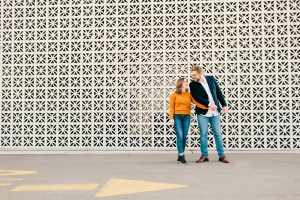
xmin=0 ymin=0 xmax=299 ymax=150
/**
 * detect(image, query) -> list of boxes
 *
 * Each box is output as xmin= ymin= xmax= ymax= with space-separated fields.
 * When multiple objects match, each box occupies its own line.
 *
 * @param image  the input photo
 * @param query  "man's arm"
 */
xmin=189 ymin=82 xmax=210 ymax=107
xmin=212 ymin=76 xmax=227 ymax=107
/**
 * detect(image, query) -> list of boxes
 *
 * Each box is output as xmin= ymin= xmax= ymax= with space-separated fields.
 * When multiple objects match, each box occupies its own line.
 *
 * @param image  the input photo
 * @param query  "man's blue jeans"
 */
xmin=197 ymin=114 xmax=225 ymax=157
xmin=174 ymin=114 xmax=191 ymax=154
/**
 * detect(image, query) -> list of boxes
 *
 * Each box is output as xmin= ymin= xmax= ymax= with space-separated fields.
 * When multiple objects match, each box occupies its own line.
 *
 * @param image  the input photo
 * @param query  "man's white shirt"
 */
xmin=199 ymin=75 xmax=219 ymax=117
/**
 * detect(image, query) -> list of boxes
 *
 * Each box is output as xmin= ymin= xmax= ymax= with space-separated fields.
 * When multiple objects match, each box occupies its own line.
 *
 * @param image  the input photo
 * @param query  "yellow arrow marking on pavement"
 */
xmin=12 ymin=184 xmax=99 ymax=192
xmin=0 ymin=183 xmax=12 ymax=187
xmin=0 ymin=170 xmax=37 ymax=176
xmin=0 ymin=178 xmax=23 ymax=181
xmin=95 ymin=178 xmax=188 ymax=197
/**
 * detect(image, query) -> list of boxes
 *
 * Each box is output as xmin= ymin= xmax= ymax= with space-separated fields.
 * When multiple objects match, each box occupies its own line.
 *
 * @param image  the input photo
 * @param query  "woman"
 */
xmin=169 ymin=77 xmax=207 ymax=164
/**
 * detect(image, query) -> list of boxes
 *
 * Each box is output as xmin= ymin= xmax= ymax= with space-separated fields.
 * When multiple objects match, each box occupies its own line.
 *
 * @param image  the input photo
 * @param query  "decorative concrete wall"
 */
xmin=1 ymin=0 xmax=299 ymax=150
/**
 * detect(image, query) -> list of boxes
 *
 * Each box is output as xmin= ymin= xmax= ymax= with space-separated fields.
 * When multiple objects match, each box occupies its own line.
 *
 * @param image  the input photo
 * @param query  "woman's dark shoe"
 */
xmin=178 ymin=155 xmax=187 ymax=165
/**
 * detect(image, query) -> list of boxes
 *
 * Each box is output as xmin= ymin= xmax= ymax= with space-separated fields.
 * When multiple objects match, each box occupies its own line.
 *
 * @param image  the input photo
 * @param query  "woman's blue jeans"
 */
xmin=174 ymin=114 xmax=191 ymax=154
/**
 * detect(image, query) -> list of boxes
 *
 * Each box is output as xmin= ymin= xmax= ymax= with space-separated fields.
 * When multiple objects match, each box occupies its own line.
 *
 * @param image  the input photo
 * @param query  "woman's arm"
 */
xmin=191 ymin=96 xmax=208 ymax=110
xmin=169 ymin=93 xmax=176 ymax=120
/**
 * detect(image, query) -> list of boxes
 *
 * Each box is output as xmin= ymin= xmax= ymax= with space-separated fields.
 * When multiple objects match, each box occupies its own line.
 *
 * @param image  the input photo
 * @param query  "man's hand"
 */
xmin=170 ymin=119 xmax=174 ymax=126
xmin=209 ymin=104 xmax=217 ymax=111
xmin=222 ymin=106 xmax=228 ymax=114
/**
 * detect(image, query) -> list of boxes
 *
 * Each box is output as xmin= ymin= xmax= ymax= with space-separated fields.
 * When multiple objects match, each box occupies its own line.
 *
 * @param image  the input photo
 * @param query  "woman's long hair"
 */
xmin=175 ymin=78 xmax=189 ymax=94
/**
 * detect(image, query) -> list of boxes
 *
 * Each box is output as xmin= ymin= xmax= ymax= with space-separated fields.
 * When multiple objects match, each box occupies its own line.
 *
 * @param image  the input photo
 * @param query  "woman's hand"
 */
xmin=209 ymin=104 xmax=217 ymax=111
xmin=170 ymin=119 xmax=175 ymax=126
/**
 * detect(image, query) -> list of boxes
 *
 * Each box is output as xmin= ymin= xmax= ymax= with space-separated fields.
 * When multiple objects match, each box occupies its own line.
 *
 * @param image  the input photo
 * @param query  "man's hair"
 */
xmin=190 ymin=65 xmax=204 ymax=73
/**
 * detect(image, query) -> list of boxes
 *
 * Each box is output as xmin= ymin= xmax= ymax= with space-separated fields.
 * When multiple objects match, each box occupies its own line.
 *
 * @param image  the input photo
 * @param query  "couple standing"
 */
xmin=169 ymin=65 xmax=230 ymax=165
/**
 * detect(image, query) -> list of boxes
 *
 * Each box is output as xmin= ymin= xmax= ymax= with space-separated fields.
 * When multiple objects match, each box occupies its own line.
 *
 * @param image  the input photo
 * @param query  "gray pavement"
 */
xmin=0 ymin=152 xmax=300 ymax=200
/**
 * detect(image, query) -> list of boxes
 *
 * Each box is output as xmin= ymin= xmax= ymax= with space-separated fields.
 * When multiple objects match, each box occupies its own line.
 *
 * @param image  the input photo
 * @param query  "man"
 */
xmin=189 ymin=65 xmax=229 ymax=163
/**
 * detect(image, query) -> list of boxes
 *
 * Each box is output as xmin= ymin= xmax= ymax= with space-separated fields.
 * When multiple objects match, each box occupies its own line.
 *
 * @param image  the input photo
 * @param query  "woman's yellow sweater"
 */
xmin=169 ymin=91 xmax=208 ymax=120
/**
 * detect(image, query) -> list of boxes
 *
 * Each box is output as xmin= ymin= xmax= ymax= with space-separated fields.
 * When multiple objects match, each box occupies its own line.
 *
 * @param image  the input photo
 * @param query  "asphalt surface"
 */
xmin=0 ymin=152 xmax=299 ymax=200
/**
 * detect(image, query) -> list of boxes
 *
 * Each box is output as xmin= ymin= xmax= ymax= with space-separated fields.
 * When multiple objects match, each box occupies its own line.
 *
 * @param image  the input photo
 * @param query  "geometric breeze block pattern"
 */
xmin=1 ymin=0 xmax=299 ymax=150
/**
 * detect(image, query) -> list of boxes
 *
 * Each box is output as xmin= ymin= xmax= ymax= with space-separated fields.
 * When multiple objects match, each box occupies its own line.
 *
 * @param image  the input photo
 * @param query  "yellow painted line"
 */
xmin=0 ymin=178 xmax=23 ymax=181
xmin=95 ymin=178 xmax=188 ymax=197
xmin=0 ymin=183 xmax=12 ymax=187
xmin=0 ymin=170 xmax=37 ymax=176
xmin=12 ymin=184 xmax=99 ymax=192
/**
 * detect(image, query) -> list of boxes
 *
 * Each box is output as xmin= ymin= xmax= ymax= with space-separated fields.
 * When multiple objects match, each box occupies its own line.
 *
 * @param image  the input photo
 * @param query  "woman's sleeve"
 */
xmin=191 ymin=95 xmax=208 ymax=110
xmin=169 ymin=93 xmax=175 ymax=120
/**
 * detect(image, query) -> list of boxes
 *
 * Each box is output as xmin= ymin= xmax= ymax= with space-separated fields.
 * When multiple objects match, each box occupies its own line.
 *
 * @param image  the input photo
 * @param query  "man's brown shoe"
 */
xmin=196 ymin=156 xmax=209 ymax=163
xmin=219 ymin=156 xmax=230 ymax=163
